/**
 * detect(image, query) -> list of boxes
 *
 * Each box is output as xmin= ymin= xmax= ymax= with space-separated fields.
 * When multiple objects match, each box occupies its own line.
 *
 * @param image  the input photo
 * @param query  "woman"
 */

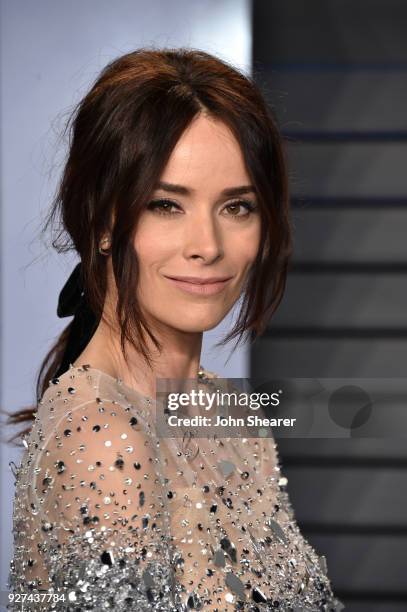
xmin=7 ymin=48 xmax=344 ymax=611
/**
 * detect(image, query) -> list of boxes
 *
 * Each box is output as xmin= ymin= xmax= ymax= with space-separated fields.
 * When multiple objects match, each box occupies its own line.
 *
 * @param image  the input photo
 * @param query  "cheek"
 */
xmin=228 ymin=222 xmax=261 ymax=269
xmin=133 ymin=222 xmax=173 ymax=269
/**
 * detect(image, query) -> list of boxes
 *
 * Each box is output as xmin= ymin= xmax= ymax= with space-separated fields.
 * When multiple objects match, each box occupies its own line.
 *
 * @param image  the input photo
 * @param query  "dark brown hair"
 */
xmin=4 ymin=46 xmax=293 ymax=444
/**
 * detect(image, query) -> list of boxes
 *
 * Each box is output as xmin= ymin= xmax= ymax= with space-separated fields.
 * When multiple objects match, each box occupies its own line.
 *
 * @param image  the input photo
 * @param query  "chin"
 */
xmin=166 ymin=313 xmax=227 ymax=333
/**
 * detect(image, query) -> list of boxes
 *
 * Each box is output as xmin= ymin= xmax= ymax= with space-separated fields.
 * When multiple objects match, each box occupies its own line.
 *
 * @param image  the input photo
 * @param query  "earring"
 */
xmin=98 ymin=236 xmax=111 ymax=256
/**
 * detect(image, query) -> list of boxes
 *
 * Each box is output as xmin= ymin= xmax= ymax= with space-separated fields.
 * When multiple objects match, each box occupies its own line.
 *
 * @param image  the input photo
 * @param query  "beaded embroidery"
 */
xmin=8 ymin=364 xmax=344 ymax=611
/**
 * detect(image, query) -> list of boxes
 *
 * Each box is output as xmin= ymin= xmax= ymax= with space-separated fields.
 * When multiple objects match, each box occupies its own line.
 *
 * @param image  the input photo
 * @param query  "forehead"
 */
xmin=159 ymin=114 xmax=251 ymax=188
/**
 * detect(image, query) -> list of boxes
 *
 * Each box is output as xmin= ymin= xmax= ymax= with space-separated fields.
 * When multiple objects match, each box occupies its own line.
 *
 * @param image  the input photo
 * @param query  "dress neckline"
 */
xmin=69 ymin=362 xmax=209 ymax=405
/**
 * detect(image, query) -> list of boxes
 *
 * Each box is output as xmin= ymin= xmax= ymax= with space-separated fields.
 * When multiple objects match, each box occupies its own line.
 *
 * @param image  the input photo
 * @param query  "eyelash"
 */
xmin=146 ymin=198 xmax=258 ymax=219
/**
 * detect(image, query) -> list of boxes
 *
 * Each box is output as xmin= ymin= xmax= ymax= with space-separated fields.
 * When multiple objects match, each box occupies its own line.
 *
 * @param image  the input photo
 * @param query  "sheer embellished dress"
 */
xmin=8 ymin=364 xmax=344 ymax=611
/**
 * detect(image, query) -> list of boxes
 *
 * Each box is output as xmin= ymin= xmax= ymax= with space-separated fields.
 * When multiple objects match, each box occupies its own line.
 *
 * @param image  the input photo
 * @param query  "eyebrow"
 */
xmin=155 ymin=181 xmax=256 ymax=197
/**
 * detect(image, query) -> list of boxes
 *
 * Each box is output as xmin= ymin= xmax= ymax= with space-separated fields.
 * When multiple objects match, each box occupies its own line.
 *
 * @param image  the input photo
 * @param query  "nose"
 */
xmin=183 ymin=209 xmax=224 ymax=263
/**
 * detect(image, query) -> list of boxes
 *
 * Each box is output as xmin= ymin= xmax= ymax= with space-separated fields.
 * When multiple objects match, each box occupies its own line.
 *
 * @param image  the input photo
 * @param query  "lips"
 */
xmin=164 ymin=275 xmax=233 ymax=296
xmin=165 ymin=275 xmax=232 ymax=285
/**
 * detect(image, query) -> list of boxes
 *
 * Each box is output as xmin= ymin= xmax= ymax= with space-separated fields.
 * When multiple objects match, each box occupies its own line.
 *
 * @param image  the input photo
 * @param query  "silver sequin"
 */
xmin=8 ymin=363 xmax=343 ymax=611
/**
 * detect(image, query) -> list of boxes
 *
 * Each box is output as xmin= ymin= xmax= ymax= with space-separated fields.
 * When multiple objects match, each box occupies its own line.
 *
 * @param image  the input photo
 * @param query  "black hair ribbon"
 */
xmin=54 ymin=262 xmax=98 ymax=378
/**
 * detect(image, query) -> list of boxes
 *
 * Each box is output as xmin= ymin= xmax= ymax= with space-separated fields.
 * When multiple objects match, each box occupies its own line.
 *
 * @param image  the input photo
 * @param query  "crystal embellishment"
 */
xmin=7 ymin=363 xmax=343 ymax=611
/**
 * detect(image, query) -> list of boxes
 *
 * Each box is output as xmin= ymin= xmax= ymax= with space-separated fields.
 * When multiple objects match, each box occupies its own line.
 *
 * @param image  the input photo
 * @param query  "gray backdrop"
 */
xmin=251 ymin=2 xmax=407 ymax=610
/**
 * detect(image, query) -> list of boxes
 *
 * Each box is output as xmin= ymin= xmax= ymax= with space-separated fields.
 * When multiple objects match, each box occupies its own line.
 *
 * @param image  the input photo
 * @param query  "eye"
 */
xmin=146 ymin=198 xmax=258 ymax=218
xmin=146 ymin=199 xmax=182 ymax=216
xmin=223 ymin=199 xmax=258 ymax=219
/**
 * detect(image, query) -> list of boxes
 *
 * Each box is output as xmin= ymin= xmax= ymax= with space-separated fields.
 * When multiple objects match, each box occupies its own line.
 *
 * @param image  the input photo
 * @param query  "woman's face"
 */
xmin=134 ymin=113 xmax=261 ymax=334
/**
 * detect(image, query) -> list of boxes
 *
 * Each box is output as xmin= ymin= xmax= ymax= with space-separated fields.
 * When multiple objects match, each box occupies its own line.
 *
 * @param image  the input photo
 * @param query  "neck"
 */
xmin=73 ymin=310 xmax=203 ymax=399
